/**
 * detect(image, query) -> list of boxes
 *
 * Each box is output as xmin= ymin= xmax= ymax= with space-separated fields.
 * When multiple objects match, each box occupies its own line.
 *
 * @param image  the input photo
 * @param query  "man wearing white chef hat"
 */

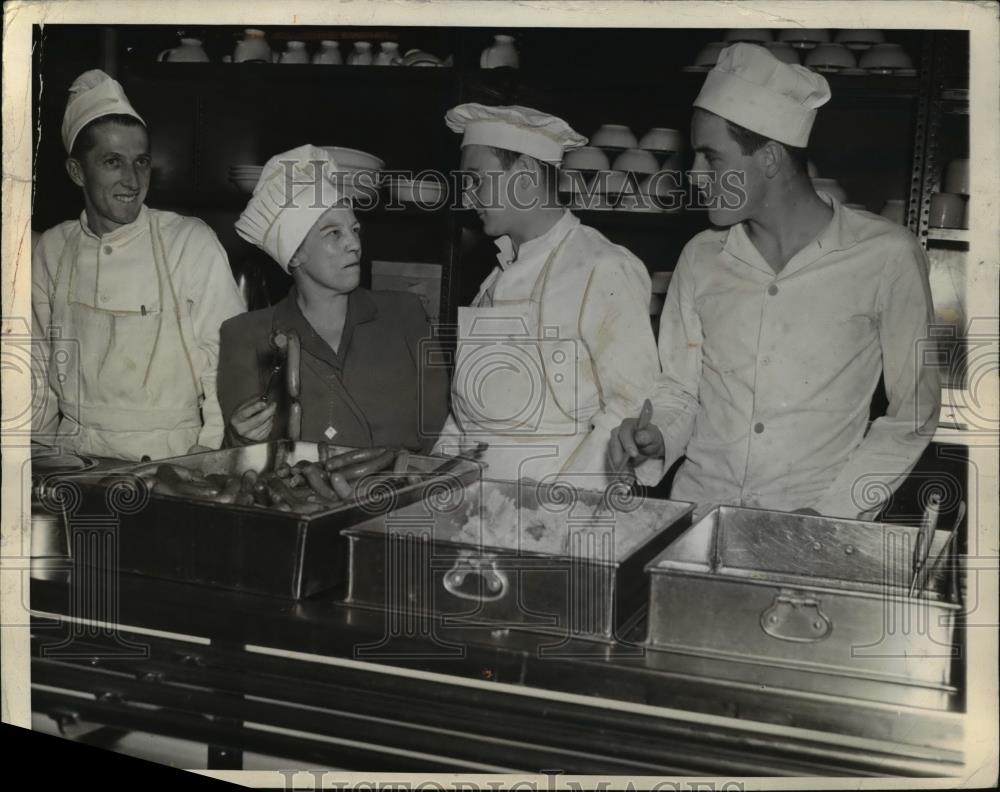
xmin=32 ymin=69 xmax=246 ymax=460
xmin=610 ymin=43 xmax=939 ymax=519
xmin=437 ymin=103 xmax=660 ymax=489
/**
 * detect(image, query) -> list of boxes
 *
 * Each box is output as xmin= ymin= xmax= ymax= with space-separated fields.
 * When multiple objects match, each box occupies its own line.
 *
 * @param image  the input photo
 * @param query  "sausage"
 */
xmin=268 ymin=477 xmax=314 ymax=506
xmin=234 ymin=492 xmax=255 ymax=507
xmin=339 ymin=449 xmax=396 ymax=482
xmin=392 ymin=449 xmax=411 ymax=476
xmin=288 ymin=401 xmax=302 ymax=441
xmin=152 ymin=478 xmax=221 ymax=500
xmin=286 ymin=331 xmax=301 ymax=400
xmin=240 ymin=469 xmax=259 ymax=494
xmin=324 ymin=447 xmax=387 ymax=472
xmin=318 ymin=442 xmax=330 ymax=464
xmin=264 ymin=481 xmax=297 ymax=512
xmin=328 ymin=471 xmax=354 ymax=500
xmin=301 ymin=463 xmax=340 ymax=500
xmin=252 ymin=480 xmax=271 ymax=505
xmin=155 ymin=463 xmax=208 ymax=484
xmin=206 ymin=473 xmax=230 ymax=489
xmin=214 ymin=476 xmax=243 ymax=505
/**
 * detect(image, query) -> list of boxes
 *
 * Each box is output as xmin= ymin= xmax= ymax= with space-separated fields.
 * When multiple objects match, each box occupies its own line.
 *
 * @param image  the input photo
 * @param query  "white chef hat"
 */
xmin=445 ymin=102 xmax=587 ymax=165
xmin=693 ymin=43 xmax=831 ymax=148
xmin=234 ymin=144 xmax=347 ymax=274
xmin=61 ymin=69 xmax=146 ymax=154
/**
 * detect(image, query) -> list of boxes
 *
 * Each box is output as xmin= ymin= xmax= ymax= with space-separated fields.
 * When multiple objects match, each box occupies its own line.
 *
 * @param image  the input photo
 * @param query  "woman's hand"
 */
xmin=230 ymin=396 xmax=277 ymax=442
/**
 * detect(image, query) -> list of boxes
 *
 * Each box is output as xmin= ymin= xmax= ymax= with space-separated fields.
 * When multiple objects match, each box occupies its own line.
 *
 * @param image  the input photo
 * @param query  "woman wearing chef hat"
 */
xmin=611 ymin=43 xmax=939 ymax=520
xmin=31 ymin=70 xmax=246 ymax=460
xmin=219 ymin=145 xmax=448 ymax=452
xmin=436 ymin=103 xmax=660 ymax=489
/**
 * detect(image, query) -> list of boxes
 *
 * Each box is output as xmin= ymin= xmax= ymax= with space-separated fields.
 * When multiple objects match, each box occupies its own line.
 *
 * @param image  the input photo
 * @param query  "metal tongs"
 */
xmin=592 ymin=398 xmax=652 ymax=518
xmin=261 ymin=330 xmax=288 ymax=402
xmin=909 ymin=494 xmax=966 ymax=599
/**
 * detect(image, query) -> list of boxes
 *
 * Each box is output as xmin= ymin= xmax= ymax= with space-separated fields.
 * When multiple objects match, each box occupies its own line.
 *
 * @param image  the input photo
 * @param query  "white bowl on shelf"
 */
xmin=639 ymin=127 xmax=685 ymax=153
xmin=859 ymin=43 xmax=913 ymax=73
xmin=777 ymin=28 xmax=831 ymax=48
xmin=834 ymin=29 xmax=885 ymax=50
xmin=764 ymin=41 xmax=801 ymax=64
xmin=805 ymin=43 xmax=857 ymax=71
xmin=319 ymin=146 xmax=386 ymax=171
xmin=723 ymin=29 xmax=774 ymax=44
xmin=591 ymin=124 xmax=639 ymax=150
xmin=612 ymin=148 xmax=660 ymax=175
xmin=563 ymin=146 xmax=611 ymax=172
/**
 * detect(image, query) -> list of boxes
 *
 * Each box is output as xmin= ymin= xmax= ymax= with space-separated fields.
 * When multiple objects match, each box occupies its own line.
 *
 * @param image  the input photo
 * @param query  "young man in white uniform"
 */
xmin=436 ymin=103 xmax=660 ymax=489
xmin=32 ymin=70 xmax=246 ymax=460
xmin=610 ymin=44 xmax=940 ymax=519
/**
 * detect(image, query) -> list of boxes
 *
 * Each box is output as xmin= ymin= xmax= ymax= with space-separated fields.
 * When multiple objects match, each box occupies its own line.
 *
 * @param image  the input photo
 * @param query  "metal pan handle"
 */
xmin=442 ymin=554 xmax=508 ymax=602
xmin=760 ymin=590 xmax=832 ymax=642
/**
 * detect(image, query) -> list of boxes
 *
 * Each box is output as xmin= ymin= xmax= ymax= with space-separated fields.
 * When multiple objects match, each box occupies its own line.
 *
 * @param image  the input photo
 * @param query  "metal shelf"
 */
xmin=926 ymin=228 xmax=969 ymax=243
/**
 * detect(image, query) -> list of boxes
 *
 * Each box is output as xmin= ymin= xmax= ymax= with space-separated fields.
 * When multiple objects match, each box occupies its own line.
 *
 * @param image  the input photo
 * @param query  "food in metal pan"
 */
xmin=104 ymin=444 xmax=410 ymax=515
xmin=455 ymin=487 xmax=665 ymax=557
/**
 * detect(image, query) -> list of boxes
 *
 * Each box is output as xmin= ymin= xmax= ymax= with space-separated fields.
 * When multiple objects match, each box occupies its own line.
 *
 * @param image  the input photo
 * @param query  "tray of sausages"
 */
xmin=56 ymin=441 xmax=483 ymax=599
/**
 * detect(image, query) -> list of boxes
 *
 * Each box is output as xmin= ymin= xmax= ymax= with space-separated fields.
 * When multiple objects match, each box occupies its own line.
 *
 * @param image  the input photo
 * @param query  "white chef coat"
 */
xmin=32 ymin=205 xmax=246 ymax=459
xmin=437 ymin=210 xmax=660 ymax=489
xmin=639 ymin=195 xmax=940 ymax=518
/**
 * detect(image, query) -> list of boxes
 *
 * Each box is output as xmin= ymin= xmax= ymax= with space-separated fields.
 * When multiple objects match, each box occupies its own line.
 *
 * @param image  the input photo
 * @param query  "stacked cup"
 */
xmin=930 ymin=158 xmax=969 ymax=229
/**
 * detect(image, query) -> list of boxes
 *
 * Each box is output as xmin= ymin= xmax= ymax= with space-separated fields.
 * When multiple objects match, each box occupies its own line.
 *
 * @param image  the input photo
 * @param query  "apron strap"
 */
xmin=49 ymin=225 xmax=83 ymax=326
xmin=533 ymin=225 xmax=605 ymax=421
xmin=148 ymin=212 xmax=202 ymax=396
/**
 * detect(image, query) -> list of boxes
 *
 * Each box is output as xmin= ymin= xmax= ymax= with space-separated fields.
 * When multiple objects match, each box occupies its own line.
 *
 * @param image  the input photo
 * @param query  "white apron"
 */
xmin=452 ymin=228 xmax=599 ymax=486
xmin=48 ymin=213 xmax=203 ymax=461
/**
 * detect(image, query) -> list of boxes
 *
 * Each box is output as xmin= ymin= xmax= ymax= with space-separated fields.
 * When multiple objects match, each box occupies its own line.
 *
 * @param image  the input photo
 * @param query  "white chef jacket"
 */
xmin=437 ymin=210 xmax=660 ymax=486
xmin=639 ymin=196 xmax=940 ymax=518
xmin=32 ymin=205 xmax=246 ymax=456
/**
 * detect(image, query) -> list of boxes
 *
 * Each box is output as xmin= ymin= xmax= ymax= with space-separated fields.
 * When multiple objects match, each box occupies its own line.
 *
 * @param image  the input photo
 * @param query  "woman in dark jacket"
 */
xmin=219 ymin=144 xmax=447 ymax=452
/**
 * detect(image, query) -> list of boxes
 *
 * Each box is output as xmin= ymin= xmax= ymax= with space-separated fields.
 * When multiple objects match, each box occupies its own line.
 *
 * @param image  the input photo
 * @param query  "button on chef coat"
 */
xmin=639 ymin=196 xmax=940 ymax=518
xmin=32 ymin=206 xmax=246 ymax=452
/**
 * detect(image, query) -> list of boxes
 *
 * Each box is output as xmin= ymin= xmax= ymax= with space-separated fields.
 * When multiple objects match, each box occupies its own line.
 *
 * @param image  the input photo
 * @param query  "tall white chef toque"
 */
xmin=234 ymin=144 xmax=345 ymax=274
xmin=61 ymin=69 xmax=146 ymax=154
xmin=693 ymin=43 xmax=831 ymax=147
xmin=445 ymin=102 xmax=587 ymax=165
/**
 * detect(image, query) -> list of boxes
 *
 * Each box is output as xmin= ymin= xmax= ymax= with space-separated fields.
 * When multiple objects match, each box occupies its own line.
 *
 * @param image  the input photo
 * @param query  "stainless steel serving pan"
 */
xmin=645 ymin=506 xmax=961 ymax=709
xmin=343 ymin=477 xmax=695 ymax=642
xmin=54 ymin=442 xmax=482 ymax=599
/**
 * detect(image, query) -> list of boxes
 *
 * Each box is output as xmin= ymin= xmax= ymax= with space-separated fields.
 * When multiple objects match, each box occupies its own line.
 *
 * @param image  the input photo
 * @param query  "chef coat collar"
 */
xmin=723 ymin=191 xmax=860 ymax=278
xmin=494 ymin=209 xmax=579 ymax=269
xmin=273 ymin=285 xmax=378 ymax=371
xmin=78 ymin=204 xmax=150 ymax=244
